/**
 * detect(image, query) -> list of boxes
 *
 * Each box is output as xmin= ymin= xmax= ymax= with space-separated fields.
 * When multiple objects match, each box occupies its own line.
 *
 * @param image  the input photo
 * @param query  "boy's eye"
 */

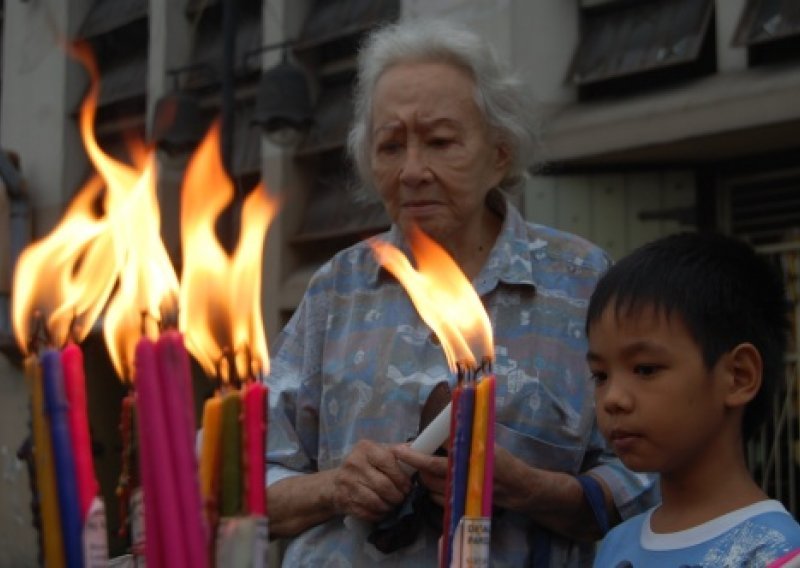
xmin=633 ymin=364 xmax=660 ymax=377
xmin=589 ymin=371 xmax=607 ymax=385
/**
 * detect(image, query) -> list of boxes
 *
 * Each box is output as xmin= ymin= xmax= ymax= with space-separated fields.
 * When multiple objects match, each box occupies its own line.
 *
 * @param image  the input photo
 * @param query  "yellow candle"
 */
xmin=465 ymin=377 xmax=492 ymax=517
xmin=199 ymin=395 xmax=222 ymax=513
xmin=27 ymin=355 xmax=65 ymax=568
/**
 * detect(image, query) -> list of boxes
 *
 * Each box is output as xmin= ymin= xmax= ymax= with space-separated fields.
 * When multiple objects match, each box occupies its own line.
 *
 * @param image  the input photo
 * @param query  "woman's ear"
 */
xmin=723 ymin=343 xmax=763 ymax=408
xmin=493 ymin=141 xmax=512 ymax=175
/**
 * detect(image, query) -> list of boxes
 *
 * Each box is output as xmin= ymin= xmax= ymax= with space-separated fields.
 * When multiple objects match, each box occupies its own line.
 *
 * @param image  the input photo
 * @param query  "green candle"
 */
xmin=220 ymin=390 xmax=243 ymax=517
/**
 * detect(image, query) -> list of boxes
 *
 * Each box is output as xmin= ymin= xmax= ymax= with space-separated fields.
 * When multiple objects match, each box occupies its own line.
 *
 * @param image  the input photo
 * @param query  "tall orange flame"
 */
xmin=11 ymin=173 xmax=118 ymax=351
xmin=178 ymin=122 xmax=278 ymax=382
xmin=72 ymin=43 xmax=178 ymax=381
xmin=12 ymin=43 xmax=179 ymax=381
xmin=369 ymin=226 xmax=493 ymax=370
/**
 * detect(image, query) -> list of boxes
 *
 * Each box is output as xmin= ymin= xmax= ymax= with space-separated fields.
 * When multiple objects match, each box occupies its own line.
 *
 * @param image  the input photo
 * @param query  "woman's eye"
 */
xmin=429 ymin=137 xmax=453 ymax=148
xmin=376 ymin=141 xmax=402 ymax=154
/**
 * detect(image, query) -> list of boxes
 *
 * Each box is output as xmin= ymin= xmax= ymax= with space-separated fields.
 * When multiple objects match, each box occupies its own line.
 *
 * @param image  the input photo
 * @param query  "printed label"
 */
xmin=459 ymin=517 xmax=491 ymax=568
xmin=83 ymin=497 xmax=109 ymax=568
xmin=130 ymin=488 xmax=146 ymax=567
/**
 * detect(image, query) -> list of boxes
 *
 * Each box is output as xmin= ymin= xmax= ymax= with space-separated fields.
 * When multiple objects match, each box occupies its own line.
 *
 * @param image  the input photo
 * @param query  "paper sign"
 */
xmin=83 ymin=496 xmax=109 ymax=567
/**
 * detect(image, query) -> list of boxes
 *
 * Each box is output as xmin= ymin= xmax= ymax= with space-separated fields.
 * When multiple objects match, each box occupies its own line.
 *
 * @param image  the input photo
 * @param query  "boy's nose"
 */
xmin=601 ymin=378 xmax=634 ymax=415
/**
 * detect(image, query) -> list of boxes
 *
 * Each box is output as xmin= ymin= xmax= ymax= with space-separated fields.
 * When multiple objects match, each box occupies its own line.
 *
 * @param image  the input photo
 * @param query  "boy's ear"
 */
xmin=722 ymin=343 xmax=763 ymax=408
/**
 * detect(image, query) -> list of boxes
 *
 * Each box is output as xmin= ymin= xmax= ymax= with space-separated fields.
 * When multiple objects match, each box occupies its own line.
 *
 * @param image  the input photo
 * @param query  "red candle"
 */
xmin=61 ymin=342 xmax=99 ymax=522
xmin=243 ymin=381 xmax=267 ymax=516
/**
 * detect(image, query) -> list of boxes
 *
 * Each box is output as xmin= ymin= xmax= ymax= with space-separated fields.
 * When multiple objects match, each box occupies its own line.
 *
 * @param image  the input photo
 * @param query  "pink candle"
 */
xmin=60 ymin=342 xmax=99 ymax=522
xmin=155 ymin=330 xmax=208 ymax=567
xmin=134 ymin=336 xmax=185 ymax=568
xmin=243 ymin=381 xmax=267 ymax=516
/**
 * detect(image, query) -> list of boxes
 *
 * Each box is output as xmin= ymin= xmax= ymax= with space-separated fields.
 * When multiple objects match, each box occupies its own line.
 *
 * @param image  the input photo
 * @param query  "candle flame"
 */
xmin=11 ymin=43 xmax=276 ymax=384
xmin=12 ymin=43 xmax=179 ymax=380
xmin=72 ymin=43 xmax=178 ymax=381
xmin=178 ymin=122 xmax=278 ymax=382
xmin=11 ymin=174 xmax=117 ymax=351
xmin=369 ymin=225 xmax=493 ymax=371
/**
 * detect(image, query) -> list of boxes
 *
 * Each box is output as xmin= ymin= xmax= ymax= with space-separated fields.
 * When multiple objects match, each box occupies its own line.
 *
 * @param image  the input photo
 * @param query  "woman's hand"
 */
xmin=491 ymin=444 xmax=616 ymax=542
xmin=332 ymin=439 xmax=413 ymax=522
xmin=393 ymin=444 xmax=449 ymax=506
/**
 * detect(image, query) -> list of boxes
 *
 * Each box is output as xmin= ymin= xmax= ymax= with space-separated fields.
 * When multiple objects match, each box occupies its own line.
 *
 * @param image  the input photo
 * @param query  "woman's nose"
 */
xmin=399 ymin=145 xmax=431 ymax=186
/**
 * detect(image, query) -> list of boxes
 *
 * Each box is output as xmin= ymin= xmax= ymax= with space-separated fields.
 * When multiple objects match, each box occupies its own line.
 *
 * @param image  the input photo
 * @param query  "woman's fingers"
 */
xmin=333 ymin=440 xmax=412 ymax=520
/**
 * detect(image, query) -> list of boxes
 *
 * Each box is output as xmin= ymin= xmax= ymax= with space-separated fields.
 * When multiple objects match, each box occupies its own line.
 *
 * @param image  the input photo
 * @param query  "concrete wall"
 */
xmin=0 ymin=0 xmax=92 ymax=563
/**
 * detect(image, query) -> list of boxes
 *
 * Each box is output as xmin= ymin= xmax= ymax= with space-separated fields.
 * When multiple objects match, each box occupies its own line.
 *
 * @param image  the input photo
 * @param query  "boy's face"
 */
xmin=587 ymin=304 xmax=730 ymax=476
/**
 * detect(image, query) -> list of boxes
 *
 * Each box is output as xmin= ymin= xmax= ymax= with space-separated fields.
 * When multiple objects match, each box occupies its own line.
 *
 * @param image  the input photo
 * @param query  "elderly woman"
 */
xmin=266 ymin=18 xmax=657 ymax=566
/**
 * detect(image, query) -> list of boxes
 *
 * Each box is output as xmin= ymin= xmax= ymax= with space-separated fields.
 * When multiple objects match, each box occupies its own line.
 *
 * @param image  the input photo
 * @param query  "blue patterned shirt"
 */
xmin=594 ymin=500 xmax=800 ymax=567
xmin=267 ymin=196 xmax=658 ymax=567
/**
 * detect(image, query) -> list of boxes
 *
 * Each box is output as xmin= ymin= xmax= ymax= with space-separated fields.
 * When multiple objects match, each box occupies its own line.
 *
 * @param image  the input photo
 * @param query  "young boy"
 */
xmin=586 ymin=232 xmax=800 ymax=567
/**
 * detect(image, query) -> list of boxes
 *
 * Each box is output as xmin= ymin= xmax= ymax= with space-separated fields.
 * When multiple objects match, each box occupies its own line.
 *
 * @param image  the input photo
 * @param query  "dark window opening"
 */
xmin=734 ymin=0 xmax=800 ymax=67
xmin=569 ymin=0 xmax=716 ymax=101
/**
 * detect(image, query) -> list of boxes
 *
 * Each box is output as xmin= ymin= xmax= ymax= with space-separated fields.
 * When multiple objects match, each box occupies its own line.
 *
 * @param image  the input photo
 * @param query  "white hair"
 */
xmin=347 ymin=19 xmax=540 ymax=195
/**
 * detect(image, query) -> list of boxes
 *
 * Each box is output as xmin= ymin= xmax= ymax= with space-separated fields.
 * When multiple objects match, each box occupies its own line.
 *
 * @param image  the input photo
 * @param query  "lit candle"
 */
xmin=481 ymin=375 xmax=496 ymax=517
xmin=61 ymin=342 xmax=99 ymax=522
xmin=199 ymin=394 xmax=222 ymax=521
xmin=220 ymin=390 xmax=243 ymax=517
xmin=465 ymin=377 xmax=492 ymax=517
xmin=41 ymin=348 xmax=84 ymax=568
xmin=440 ymin=384 xmax=461 ymax=568
xmin=135 ymin=336 xmax=186 ymax=567
xmin=27 ymin=355 xmax=66 ymax=568
xmin=242 ymin=381 xmax=267 ymax=516
xmin=448 ymin=378 xmax=474 ymax=546
xmin=155 ymin=330 xmax=208 ymax=567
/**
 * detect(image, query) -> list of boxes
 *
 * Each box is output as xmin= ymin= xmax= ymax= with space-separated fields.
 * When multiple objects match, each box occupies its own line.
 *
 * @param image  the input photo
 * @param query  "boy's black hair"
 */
xmin=586 ymin=231 xmax=789 ymax=441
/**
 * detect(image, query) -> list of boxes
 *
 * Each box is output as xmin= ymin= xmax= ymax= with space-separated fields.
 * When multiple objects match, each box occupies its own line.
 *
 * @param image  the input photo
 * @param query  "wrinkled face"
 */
xmin=587 ymin=305 xmax=728 ymax=477
xmin=369 ymin=61 xmax=509 ymax=245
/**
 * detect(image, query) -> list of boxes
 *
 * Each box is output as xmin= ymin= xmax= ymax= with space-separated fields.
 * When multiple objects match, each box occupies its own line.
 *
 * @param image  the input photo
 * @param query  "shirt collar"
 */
xmin=366 ymin=189 xmax=538 ymax=294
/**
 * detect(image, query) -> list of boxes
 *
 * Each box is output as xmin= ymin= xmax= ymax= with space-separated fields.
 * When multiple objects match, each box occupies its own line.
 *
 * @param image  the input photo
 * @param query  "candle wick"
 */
xmin=67 ymin=311 xmax=82 ymax=347
xmin=28 ymin=310 xmax=52 ymax=353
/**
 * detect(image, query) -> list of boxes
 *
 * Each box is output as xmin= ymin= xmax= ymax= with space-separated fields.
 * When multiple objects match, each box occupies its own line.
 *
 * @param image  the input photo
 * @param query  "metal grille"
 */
xmin=748 ymin=242 xmax=800 ymax=515
xmin=723 ymin=169 xmax=800 ymax=514
xmin=725 ymin=169 xmax=800 ymax=247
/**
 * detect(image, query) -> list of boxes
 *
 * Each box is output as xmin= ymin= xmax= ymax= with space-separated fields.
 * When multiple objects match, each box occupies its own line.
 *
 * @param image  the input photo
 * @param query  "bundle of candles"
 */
xmin=369 ymin=225 xmax=496 ymax=567
xmin=11 ymin=44 xmax=275 ymax=567
xmin=198 ymin=378 xmax=269 ymax=567
xmin=441 ymin=361 xmax=495 ymax=568
xmin=125 ymin=326 xmax=208 ymax=567
xmin=22 ymin=325 xmax=107 ymax=568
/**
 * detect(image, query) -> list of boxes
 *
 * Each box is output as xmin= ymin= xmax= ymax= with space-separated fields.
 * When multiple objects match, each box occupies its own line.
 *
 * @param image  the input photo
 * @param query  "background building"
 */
xmin=0 ymin=0 xmax=797 ymax=564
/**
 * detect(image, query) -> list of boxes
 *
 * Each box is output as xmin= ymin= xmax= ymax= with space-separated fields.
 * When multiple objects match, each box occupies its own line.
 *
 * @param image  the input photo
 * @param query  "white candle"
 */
xmin=409 ymin=401 xmax=451 ymax=456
